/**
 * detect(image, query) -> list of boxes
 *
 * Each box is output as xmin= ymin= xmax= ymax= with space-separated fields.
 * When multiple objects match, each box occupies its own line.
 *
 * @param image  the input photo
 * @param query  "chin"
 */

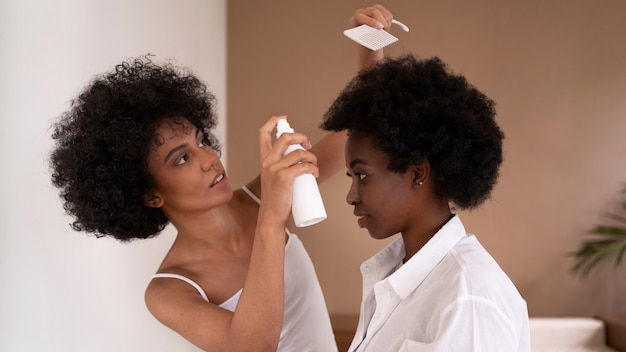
xmin=224 ymin=186 xmax=235 ymax=200
xmin=367 ymin=230 xmax=394 ymax=240
xmin=211 ymin=184 xmax=234 ymax=205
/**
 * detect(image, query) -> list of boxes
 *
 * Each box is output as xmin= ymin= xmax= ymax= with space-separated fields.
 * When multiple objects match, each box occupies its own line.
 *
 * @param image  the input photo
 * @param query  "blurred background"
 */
xmin=2 ymin=0 xmax=625 ymax=351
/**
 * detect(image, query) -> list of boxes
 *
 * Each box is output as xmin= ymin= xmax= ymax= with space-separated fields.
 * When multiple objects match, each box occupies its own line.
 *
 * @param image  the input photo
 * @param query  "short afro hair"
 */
xmin=50 ymin=55 xmax=220 ymax=241
xmin=321 ymin=55 xmax=504 ymax=210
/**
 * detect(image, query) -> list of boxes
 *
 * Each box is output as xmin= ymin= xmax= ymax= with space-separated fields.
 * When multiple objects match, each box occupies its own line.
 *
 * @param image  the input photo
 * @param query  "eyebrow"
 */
xmin=348 ymin=159 xmax=368 ymax=169
xmin=162 ymin=128 xmax=202 ymax=165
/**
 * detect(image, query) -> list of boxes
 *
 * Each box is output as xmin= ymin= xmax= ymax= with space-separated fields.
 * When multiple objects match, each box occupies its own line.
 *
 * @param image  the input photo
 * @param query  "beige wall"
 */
xmin=227 ymin=0 xmax=626 ymax=317
xmin=1 ymin=1 xmax=224 ymax=351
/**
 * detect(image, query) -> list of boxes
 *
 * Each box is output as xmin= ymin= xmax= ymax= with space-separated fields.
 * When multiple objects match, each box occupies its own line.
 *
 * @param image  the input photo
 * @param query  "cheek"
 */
xmin=368 ymin=182 xmax=411 ymax=220
xmin=372 ymin=181 xmax=405 ymax=204
xmin=152 ymin=170 xmax=202 ymax=198
xmin=370 ymin=191 xmax=391 ymax=208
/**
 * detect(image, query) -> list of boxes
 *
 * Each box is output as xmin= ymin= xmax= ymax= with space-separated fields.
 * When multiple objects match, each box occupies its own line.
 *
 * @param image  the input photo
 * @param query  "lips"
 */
xmin=211 ymin=172 xmax=225 ymax=187
xmin=354 ymin=211 xmax=369 ymax=229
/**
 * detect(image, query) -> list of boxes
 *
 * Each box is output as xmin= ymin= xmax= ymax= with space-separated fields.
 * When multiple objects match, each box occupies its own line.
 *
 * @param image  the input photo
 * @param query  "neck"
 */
xmin=186 ymin=210 xmax=241 ymax=244
xmin=402 ymin=198 xmax=452 ymax=262
xmin=168 ymin=192 xmax=253 ymax=251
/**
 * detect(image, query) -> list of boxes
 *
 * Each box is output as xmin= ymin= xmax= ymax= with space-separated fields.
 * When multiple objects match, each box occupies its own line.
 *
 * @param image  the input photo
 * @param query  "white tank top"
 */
xmin=152 ymin=186 xmax=338 ymax=351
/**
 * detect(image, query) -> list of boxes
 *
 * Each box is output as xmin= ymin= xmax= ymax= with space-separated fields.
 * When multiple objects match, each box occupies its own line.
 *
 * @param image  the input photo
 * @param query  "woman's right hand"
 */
xmin=257 ymin=115 xmax=319 ymax=227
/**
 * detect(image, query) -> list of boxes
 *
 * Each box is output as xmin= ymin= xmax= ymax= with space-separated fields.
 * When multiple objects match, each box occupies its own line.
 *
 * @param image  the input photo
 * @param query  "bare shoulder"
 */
xmin=145 ymin=274 xmax=201 ymax=320
xmin=144 ymin=274 xmax=235 ymax=350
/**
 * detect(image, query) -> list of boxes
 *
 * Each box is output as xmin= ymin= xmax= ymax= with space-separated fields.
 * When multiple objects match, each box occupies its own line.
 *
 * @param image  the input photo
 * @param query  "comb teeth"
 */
xmin=343 ymin=24 xmax=399 ymax=51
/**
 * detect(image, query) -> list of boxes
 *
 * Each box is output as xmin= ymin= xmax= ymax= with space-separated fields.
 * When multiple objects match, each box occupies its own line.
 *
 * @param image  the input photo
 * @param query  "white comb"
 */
xmin=343 ymin=19 xmax=410 ymax=51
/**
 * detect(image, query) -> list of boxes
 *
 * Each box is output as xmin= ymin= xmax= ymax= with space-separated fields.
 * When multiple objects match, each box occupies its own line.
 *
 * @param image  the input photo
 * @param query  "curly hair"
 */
xmin=321 ymin=55 xmax=503 ymax=210
xmin=50 ymin=56 xmax=220 ymax=241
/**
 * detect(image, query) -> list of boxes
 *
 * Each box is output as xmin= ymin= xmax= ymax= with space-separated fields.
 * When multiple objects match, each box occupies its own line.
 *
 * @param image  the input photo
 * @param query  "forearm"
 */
xmin=358 ymin=46 xmax=384 ymax=71
xmin=350 ymin=4 xmax=391 ymax=71
xmin=229 ymin=218 xmax=285 ymax=351
xmin=315 ymin=48 xmax=385 ymax=183
xmin=311 ymin=130 xmax=348 ymax=183
xmin=225 ymin=115 xmax=313 ymax=351
xmin=146 ymin=224 xmax=286 ymax=352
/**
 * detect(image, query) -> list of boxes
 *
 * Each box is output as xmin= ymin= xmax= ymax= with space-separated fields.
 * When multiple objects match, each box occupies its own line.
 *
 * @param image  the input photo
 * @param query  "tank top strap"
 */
xmin=241 ymin=185 xmax=292 ymax=236
xmin=152 ymin=273 xmax=209 ymax=302
xmin=241 ymin=185 xmax=261 ymax=204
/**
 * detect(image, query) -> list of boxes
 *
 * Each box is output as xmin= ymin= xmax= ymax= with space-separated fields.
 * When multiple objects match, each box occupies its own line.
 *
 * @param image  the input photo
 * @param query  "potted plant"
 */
xmin=570 ymin=183 xmax=626 ymax=352
xmin=571 ymin=184 xmax=626 ymax=277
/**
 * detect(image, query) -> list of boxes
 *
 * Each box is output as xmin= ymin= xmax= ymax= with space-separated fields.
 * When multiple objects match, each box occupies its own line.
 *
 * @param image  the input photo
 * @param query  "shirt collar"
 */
xmin=360 ymin=236 xmax=405 ymax=284
xmin=386 ymin=214 xmax=467 ymax=299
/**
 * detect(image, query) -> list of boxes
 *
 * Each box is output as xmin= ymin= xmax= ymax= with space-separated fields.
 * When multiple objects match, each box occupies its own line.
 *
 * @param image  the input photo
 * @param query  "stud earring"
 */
xmin=413 ymin=181 xmax=423 ymax=190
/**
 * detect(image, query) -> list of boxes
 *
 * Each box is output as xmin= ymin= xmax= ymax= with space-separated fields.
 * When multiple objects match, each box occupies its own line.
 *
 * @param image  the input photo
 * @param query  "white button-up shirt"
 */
xmin=349 ymin=215 xmax=530 ymax=352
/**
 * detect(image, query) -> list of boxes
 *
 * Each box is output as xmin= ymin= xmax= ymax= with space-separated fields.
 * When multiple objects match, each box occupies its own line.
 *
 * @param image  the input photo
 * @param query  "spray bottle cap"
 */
xmin=276 ymin=118 xmax=294 ymax=138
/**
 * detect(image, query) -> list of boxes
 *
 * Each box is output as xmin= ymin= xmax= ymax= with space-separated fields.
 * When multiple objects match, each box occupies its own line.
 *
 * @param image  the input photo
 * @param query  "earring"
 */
xmin=413 ymin=181 xmax=423 ymax=190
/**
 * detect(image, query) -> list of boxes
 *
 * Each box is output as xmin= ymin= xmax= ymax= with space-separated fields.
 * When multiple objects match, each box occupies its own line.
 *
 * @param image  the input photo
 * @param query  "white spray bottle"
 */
xmin=275 ymin=118 xmax=327 ymax=227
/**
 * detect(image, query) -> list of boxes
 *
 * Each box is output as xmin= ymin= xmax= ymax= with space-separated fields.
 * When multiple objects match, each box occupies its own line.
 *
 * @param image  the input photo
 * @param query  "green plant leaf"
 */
xmin=570 ymin=184 xmax=626 ymax=278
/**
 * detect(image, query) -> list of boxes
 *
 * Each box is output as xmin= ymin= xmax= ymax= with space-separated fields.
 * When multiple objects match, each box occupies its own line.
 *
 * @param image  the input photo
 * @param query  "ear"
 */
xmin=411 ymin=161 xmax=430 ymax=189
xmin=143 ymin=191 xmax=164 ymax=208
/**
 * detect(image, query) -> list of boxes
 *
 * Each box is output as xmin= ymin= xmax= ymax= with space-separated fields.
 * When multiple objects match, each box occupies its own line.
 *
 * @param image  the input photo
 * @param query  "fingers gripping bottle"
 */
xmin=276 ymin=119 xmax=327 ymax=227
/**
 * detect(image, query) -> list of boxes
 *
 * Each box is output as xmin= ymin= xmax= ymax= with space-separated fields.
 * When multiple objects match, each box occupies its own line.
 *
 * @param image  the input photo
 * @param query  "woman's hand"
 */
xmin=349 ymin=4 xmax=395 ymax=70
xmin=350 ymin=4 xmax=395 ymax=31
xmin=257 ymin=115 xmax=319 ymax=227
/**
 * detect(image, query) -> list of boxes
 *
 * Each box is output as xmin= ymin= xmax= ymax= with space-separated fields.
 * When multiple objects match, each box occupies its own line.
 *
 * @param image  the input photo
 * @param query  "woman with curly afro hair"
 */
xmin=49 ymin=57 xmax=338 ymax=349
xmin=50 ymin=56 xmax=337 ymax=351
xmin=49 ymin=6 xmax=400 ymax=351
xmin=321 ymin=54 xmax=530 ymax=351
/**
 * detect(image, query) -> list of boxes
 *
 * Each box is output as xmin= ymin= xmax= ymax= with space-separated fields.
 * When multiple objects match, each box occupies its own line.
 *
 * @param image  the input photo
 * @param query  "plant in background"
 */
xmin=571 ymin=184 xmax=626 ymax=277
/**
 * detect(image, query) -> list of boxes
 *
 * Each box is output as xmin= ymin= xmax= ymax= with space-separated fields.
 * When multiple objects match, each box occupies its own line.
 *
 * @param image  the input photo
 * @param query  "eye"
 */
xmin=175 ymin=154 xmax=190 ymax=165
xmin=346 ymin=171 xmax=366 ymax=181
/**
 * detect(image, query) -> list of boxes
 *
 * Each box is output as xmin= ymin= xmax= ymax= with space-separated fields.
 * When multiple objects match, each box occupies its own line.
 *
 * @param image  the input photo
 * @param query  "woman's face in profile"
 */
xmin=344 ymin=131 xmax=416 ymax=240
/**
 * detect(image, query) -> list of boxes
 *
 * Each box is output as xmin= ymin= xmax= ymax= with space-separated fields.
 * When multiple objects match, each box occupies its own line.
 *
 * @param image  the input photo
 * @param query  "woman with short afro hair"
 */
xmin=321 ymin=54 xmax=530 ymax=351
xmin=322 ymin=55 xmax=503 ymax=211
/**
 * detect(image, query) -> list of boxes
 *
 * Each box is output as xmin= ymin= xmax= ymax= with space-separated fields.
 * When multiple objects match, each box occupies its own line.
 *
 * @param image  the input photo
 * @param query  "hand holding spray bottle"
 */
xmin=275 ymin=118 xmax=327 ymax=227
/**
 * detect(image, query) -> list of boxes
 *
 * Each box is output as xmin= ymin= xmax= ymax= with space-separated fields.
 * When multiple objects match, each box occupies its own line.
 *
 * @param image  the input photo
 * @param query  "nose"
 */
xmin=200 ymin=148 xmax=219 ymax=172
xmin=346 ymin=182 xmax=360 ymax=205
